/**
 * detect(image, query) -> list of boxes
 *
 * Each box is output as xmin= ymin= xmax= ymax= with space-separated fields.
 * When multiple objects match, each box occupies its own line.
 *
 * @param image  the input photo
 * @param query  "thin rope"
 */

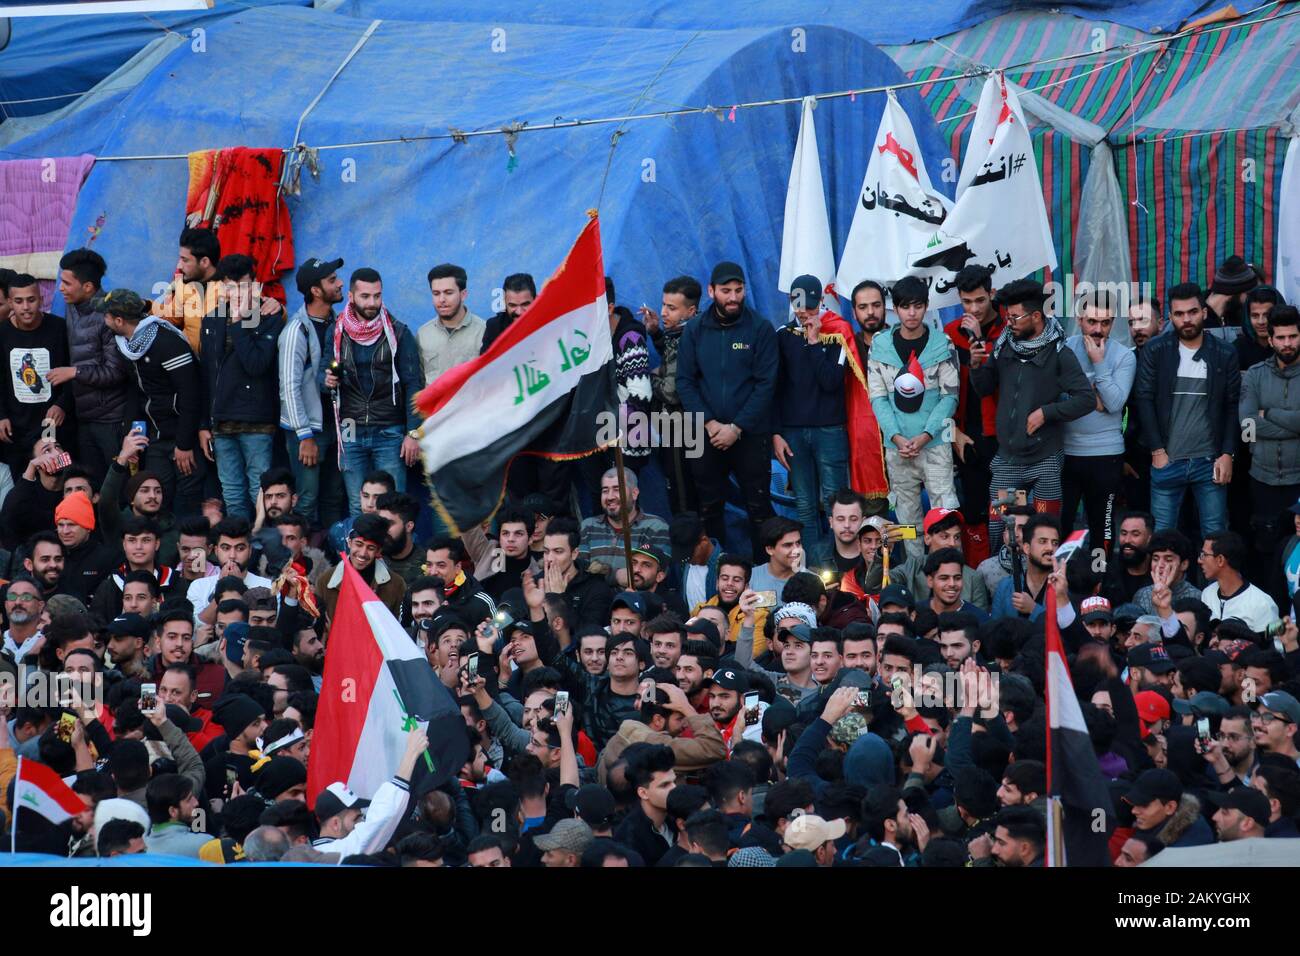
xmin=286 ymin=18 xmax=381 ymax=163
xmin=596 ymin=30 xmax=701 ymax=211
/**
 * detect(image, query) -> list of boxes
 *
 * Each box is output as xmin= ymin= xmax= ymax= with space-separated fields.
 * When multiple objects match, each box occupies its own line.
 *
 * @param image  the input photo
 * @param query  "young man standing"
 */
xmin=100 ymin=288 xmax=205 ymax=518
xmin=200 ymin=254 xmax=283 ymax=522
xmin=0 ymin=274 xmax=73 ymax=473
xmin=418 ymin=263 xmax=484 ymax=384
xmin=53 ymin=248 xmax=128 ymax=486
xmin=969 ymin=279 xmax=1093 ymax=545
xmin=323 ymin=268 xmax=424 ymax=512
xmin=867 ymin=276 xmax=960 ymax=561
xmin=773 ymin=275 xmax=850 ymax=560
xmin=1061 ymin=290 xmax=1136 ymax=557
xmin=943 ymin=265 xmax=1006 ymax=568
xmin=280 ymin=256 xmax=345 ymax=529
xmin=1134 ymin=282 xmax=1240 ymax=538
xmin=675 ymin=261 xmax=776 ymax=560
xmin=647 ymin=275 xmax=701 ymax=515
xmin=1238 ymin=305 xmax=1300 ymax=586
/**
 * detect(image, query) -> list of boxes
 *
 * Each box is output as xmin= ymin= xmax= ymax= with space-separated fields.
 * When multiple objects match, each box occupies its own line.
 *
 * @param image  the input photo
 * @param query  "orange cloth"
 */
xmin=54 ymin=490 xmax=95 ymax=531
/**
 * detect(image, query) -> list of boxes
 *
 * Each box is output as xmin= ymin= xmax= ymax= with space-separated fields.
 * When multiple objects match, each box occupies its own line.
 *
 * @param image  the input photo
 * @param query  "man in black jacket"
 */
xmin=199 ymin=255 xmax=283 ymax=522
xmin=675 ymin=261 xmax=777 ymax=560
xmin=969 ymin=278 xmax=1093 ymax=545
xmin=51 ymin=248 xmax=129 ymax=487
xmin=0 ymin=274 xmax=73 ymax=473
xmin=1133 ymin=282 xmax=1240 ymax=538
xmin=100 ymin=289 xmax=205 ymax=519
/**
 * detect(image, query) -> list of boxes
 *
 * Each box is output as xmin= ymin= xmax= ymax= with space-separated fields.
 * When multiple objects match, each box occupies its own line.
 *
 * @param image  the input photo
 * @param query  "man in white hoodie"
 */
xmin=310 ymin=726 xmax=426 ymax=859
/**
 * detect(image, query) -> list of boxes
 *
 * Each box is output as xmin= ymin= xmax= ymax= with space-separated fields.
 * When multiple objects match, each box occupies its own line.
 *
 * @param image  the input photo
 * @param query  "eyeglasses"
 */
xmin=1252 ymin=712 xmax=1295 ymax=726
xmin=1216 ymin=732 xmax=1251 ymax=742
xmin=5 ymin=592 xmax=39 ymax=603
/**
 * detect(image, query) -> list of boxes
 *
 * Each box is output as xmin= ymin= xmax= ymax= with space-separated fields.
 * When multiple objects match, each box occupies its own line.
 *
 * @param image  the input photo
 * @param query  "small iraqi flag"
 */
xmin=414 ymin=215 xmax=616 ymax=534
xmin=13 ymin=757 xmax=83 ymax=828
xmin=1054 ymin=529 xmax=1089 ymax=563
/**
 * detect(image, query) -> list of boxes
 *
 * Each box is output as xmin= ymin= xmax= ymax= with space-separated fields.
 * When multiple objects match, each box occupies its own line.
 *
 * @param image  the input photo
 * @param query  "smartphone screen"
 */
xmin=466 ymin=654 xmax=479 ymax=679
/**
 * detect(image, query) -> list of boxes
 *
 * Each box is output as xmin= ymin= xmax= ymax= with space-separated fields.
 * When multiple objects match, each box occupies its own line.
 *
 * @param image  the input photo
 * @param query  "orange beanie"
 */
xmin=55 ymin=491 xmax=96 ymax=532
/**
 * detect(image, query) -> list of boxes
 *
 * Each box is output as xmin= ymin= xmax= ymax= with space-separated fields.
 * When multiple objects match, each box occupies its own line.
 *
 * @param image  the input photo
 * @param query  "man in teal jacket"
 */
xmin=867 ymin=277 xmax=960 ymax=560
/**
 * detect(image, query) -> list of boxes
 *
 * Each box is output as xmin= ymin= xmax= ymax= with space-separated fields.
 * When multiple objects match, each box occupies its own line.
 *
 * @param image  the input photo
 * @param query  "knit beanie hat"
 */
xmin=212 ymin=693 xmax=266 ymax=736
xmin=124 ymin=469 xmax=164 ymax=504
xmin=54 ymin=491 xmax=95 ymax=532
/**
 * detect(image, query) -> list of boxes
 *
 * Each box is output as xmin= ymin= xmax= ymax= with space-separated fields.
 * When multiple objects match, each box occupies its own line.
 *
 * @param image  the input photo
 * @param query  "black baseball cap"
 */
xmin=612 ymin=591 xmax=648 ymax=618
xmin=703 ymin=666 xmax=748 ymax=692
xmin=295 ymin=257 xmax=343 ymax=296
xmin=1122 ymin=768 xmax=1183 ymax=806
xmin=879 ymin=584 xmax=915 ymax=611
xmin=1127 ymin=643 xmax=1176 ymax=674
xmin=789 ymin=274 xmax=823 ymax=307
xmin=565 ymin=784 xmax=617 ymax=827
xmin=1202 ymin=787 xmax=1271 ymax=828
xmin=710 ymin=261 xmax=745 ymax=286
xmin=107 ymin=613 xmax=151 ymax=640
xmin=630 ymin=544 xmax=669 ymax=569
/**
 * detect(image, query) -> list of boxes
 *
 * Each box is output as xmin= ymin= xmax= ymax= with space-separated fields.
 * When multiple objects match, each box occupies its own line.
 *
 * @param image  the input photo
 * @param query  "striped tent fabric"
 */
xmin=881 ymin=2 xmax=1297 ymax=298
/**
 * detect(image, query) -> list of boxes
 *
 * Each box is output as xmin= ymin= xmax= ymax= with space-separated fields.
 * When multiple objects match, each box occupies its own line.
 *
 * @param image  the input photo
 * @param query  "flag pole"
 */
xmin=612 ymin=439 xmax=636 ymax=585
xmin=11 ymin=756 xmax=19 ymax=855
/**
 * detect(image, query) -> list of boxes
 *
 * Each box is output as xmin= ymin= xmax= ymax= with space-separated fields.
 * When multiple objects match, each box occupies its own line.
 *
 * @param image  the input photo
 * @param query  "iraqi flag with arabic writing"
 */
xmin=307 ymin=560 xmax=467 ymax=805
xmin=414 ymin=215 xmax=615 ymax=534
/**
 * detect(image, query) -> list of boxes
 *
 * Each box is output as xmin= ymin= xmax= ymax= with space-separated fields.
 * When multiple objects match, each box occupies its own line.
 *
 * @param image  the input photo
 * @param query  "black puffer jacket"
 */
xmin=65 ymin=299 xmax=130 ymax=425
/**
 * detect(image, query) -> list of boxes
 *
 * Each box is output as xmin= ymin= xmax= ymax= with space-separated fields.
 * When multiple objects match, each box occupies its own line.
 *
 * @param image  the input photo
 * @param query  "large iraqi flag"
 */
xmin=1045 ymin=586 xmax=1115 ymax=866
xmin=415 ymin=215 xmax=615 ymax=534
xmin=307 ymin=561 xmax=467 ymax=805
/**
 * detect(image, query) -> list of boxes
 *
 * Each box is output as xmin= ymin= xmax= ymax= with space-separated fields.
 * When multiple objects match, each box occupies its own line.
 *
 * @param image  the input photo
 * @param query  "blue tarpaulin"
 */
xmin=0 ymin=0 xmax=311 ymax=117
xmin=324 ymin=0 xmax=1222 ymax=44
xmin=1 ymin=5 xmax=953 ymax=325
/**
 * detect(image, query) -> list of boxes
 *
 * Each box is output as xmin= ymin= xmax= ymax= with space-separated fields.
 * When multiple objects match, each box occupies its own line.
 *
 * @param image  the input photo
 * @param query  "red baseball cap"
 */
xmin=1134 ymin=690 xmax=1171 ymax=727
xmin=922 ymin=508 xmax=965 ymax=534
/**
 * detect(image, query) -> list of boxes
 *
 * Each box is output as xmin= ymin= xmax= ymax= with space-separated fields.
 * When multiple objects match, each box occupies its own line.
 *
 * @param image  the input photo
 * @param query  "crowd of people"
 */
xmin=0 ymin=231 xmax=1298 ymax=869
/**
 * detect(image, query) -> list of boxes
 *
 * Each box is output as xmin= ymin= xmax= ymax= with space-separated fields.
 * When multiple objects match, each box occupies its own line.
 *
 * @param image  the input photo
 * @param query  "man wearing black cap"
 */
xmin=567 ymin=783 xmax=618 ymax=837
xmin=105 ymin=612 xmax=151 ymax=680
xmin=772 ymin=275 xmax=849 ymax=561
xmin=675 ymin=260 xmax=776 ymax=560
xmin=316 ymin=512 xmax=406 ymax=623
xmin=969 ymin=278 xmax=1093 ymax=543
xmin=1122 ymin=767 xmax=1214 ymax=848
xmin=280 ymin=256 xmax=345 ymax=528
xmin=102 ymin=287 xmax=206 ymax=517
xmin=866 ymin=276 xmax=961 ymax=561
xmin=1206 ymin=787 xmax=1272 ymax=842
xmin=628 ymin=545 xmax=688 ymax=619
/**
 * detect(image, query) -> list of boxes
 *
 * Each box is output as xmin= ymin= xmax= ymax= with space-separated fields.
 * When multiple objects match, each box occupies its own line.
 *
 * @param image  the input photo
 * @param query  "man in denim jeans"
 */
xmin=773 ymin=275 xmax=849 ymax=560
xmin=280 ymin=257 xmax=345 ymax=529
xmin=199 ymin=255 xmax=283 ymax=522
xmin=322 ymin=268 xmax=424 ymax=516
xmin=1134 ymin=282 xmax=1240 ymax=538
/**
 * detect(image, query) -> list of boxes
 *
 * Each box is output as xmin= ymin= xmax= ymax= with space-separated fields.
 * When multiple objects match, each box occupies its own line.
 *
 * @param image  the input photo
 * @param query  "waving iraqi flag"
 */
xmin=414 ymin=215 xmax=616 ymax=534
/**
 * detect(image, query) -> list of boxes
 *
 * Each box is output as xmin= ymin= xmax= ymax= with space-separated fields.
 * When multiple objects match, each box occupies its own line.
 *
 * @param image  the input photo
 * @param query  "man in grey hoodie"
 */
xmin=1238 ymin=304 xmax=1300 ymax=587
xmin=1061 ymin=289 xmax=1136 ymax=559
